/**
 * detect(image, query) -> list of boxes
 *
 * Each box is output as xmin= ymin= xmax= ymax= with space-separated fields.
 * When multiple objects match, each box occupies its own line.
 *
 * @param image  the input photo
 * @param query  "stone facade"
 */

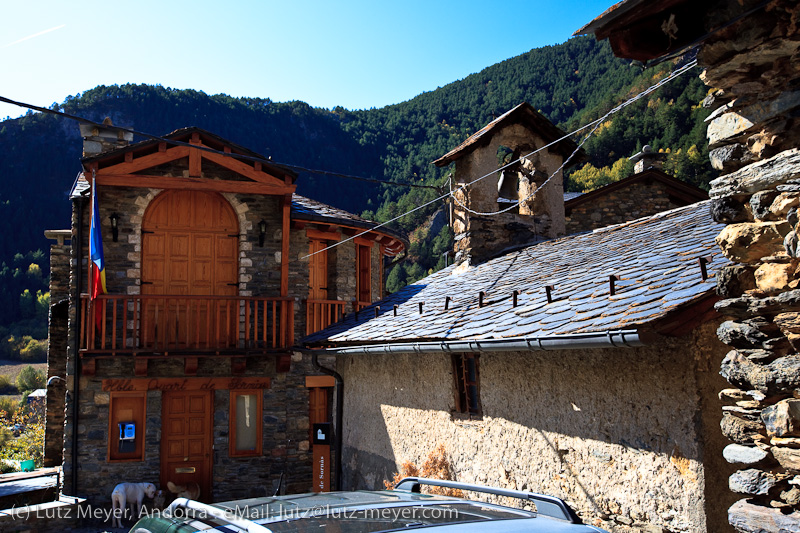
xmin=565 ymin=170 xmax=708 ymax=235
xmin=44 ymin=239 xmax=70 ymax=467
xmin=337 ymin=321 xmax=734 ymax=533
xmin=447 ymin=115 xmax=570 ymax=265
xmin=47 ymin=127 xmax=394 ymax=518
xmin=699 ymin=1 xmax=800 ymax=531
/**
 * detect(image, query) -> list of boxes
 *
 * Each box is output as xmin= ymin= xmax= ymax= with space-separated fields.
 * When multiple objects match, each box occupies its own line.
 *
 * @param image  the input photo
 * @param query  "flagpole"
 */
xmin=88 ymin=170 xmax=95 ymax=340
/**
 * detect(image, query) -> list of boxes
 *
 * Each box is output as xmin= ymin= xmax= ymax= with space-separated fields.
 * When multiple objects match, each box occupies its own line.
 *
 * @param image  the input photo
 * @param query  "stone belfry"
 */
xmin=433 ymin=103 xmax=584 ymax=266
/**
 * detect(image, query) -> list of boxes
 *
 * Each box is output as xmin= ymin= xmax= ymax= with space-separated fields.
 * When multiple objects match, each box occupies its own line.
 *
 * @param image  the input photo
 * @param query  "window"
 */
xmin=452 ymin=354 xmax=481 ymax=416
xmin=108 ymin=392 xmax=146 ymax=461
xmin=356 ymin=241 xmax=372 ymax=307
xmin=230 ymin=390 xmax=263 ymax=457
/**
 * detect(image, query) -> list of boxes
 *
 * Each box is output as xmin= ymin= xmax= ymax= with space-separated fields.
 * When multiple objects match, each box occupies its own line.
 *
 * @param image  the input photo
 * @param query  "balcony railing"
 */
xmin=80 ymin=294 xmax=293 ymax=356
xmin=305 ymin=299 xmax=346 ymax=335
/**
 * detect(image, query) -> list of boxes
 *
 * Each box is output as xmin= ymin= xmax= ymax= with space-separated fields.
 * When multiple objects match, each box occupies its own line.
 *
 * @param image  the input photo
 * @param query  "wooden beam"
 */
xmin=201 ymin=149 xmax=287 ymax=187
xmin=96 ymin=174 xmax=295 ymax=195
xmin=97 ymin=145 xmax=190 ymax=175
xmin=189 ymin=134 xmax=202 ymax=178
xmin=307 ymin=228 xmax=340 ymax=241
xmin=291 ymin=220 xmax=306 ymax=230
xmin=281 ymin=194 xmax=291 ymax=297
xmin=305 ymin=375 xmax=335 ymax=388
xmin=354 ymin=235 xmax=375 ymax=247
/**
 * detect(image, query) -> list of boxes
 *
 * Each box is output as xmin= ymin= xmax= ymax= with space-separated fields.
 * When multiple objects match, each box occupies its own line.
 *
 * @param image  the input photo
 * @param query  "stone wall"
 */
xmin=67 ymin=353 xmax=316 ymax=506
xmin=338 ymin=321 xmax=734 ymax=533
xmin=565 ymin=179 xmax=692 ymax=234
xmin=44 ymin=242 xmax=70 ymax=467
xmin=56 ymin=183 xmax=383 ymax=503
xmin=700 ymin=1 xmax=800 ymax=530
xmin=453 ymin=123 xmax=565 ymax=264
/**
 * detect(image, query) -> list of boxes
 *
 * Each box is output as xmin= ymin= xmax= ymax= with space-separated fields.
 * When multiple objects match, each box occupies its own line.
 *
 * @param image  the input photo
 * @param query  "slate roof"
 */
xmin=304 ymin=200 xmax=727 ymax=346
xmin=432 ymin=103 xmax=585 ymax=166
xmin=290 ymin=195 xmax=405 ymax=243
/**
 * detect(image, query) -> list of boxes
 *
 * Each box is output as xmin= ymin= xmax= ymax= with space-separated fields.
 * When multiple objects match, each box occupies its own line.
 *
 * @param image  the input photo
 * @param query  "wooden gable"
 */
xmin=85 ymin=130 xmax=296 ymax=196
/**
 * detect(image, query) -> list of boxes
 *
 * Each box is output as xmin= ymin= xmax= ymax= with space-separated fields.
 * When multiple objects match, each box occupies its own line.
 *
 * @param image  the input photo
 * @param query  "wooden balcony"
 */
xmin=305 ymin=299 xmax=346 ymax=335
xmin=79 ymin=294 xmax=294 ymax=356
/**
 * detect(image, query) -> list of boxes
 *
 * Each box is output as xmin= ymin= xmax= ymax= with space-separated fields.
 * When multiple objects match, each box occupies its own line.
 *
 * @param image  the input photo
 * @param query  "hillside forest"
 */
xmin=0 ymin=36 xmax=714 ymax=354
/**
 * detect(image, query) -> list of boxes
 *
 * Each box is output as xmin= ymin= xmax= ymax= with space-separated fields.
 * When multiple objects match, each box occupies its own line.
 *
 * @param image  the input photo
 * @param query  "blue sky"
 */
xmin=1 ymin=0 xmax=614 ymax=120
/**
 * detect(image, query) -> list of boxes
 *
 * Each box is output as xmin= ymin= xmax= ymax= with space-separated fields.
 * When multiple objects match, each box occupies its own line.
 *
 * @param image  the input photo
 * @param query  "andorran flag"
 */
xmin=89 ymin=176 xmax=107 ymax=300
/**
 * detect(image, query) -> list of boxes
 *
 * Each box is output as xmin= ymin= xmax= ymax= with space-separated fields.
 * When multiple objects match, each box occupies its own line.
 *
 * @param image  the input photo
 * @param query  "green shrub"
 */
xmin=0 ymin=396 xmax=19 ymax=417
xmin=0 ymin=374 xmax=13 ymax=394
xmin=15 ymin=366 xmax=45 ymax=393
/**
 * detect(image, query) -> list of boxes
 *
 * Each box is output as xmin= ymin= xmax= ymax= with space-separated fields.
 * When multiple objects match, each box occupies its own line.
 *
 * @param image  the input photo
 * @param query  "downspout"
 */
xmin=70 ymin=194 xmax=87 ymax=497
xmin=308 ymin=350 xmax=344 ymax=491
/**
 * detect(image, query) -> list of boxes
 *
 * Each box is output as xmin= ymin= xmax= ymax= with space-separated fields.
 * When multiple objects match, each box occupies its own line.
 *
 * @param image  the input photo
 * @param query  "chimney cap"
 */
xmin=629 ymin=144 xmax=666 ymax=164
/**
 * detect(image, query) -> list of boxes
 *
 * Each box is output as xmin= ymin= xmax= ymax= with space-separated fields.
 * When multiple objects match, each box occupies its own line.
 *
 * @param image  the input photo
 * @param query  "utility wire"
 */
xmin=453 ymin=59 xmax=698 ymax=217
xmin=300 ymin=58 xmax=699 ymax=260
xmin=0 ymin=95 xmax=438 ymax=190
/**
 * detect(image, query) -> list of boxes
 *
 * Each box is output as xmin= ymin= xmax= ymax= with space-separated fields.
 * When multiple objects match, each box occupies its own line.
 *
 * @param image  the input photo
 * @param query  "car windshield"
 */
xmin=199 ymin=503 xmax=534 ymax=533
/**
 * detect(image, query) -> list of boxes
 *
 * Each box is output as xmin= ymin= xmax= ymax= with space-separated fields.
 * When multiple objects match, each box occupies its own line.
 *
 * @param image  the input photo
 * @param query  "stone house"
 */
xmin=564 ymin=163 xmax=708 ymax=234
xmin=44 ymin=123 xmax=404 ymax=507
xmin=303 ymin=107 xmax=736 ymax=532
xmin=577 ymin=0 xmax=800 ymax=531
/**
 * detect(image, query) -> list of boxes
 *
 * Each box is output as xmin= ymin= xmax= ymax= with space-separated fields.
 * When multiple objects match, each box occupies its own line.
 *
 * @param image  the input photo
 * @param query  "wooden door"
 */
xmin=141 ymin=191 xmax=238 ymax=348
xmin=161 ymin=390 xmax=213 ymax=501
xmin=308 ymin=387 xmax=329 ymax=438
xmin=308 ymin=239 xmax=328 ymax=300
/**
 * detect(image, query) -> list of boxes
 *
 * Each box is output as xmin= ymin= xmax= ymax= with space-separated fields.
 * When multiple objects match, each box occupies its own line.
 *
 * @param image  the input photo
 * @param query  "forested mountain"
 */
xmin=0 ymin=36 xmax=713 ymax=340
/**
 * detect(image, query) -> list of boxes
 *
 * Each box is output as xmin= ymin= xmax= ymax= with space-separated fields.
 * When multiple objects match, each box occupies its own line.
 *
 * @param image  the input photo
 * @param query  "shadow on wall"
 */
xmin=338 ymin=336 xmax=734 ymax=530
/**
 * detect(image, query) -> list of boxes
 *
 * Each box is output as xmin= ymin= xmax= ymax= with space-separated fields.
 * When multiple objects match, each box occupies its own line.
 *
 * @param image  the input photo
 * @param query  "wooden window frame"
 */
xmin=356 ymin=241 xmax=372 ymax=305
xmin=229 ymin=390 xmax=263 ymax=457
xmin=108 ymin=391 xmax=146 ymax=462
xmin=452 ymin=353 xmax=481 ymax=416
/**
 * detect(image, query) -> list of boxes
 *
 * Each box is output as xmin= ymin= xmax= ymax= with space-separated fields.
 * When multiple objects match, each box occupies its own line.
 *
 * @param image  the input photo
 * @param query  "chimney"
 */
xmin=629 ymin=144 xmax=667 ymax=173
xmin=434 ymin=104 xmax=582 ymax=266
xmin=79 ymin=117 xmax=133 ymax=157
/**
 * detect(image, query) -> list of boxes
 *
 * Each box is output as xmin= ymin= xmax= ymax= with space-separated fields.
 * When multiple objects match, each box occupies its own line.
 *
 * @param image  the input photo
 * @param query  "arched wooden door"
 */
xmin=141 ymin=190 xmax=239 ymax=348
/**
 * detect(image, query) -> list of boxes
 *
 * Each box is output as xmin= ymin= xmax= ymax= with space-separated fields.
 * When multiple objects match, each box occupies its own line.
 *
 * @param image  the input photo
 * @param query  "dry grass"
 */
xmin=0 ymin=360 xmax=47 ymax=387
xmin=384 ymin=443 xmax=463 ymax=497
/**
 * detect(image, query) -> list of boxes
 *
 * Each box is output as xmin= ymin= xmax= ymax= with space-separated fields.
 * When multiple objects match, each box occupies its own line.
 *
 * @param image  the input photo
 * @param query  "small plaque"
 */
xmin=312 ymin=423 xmax=332 ymax=445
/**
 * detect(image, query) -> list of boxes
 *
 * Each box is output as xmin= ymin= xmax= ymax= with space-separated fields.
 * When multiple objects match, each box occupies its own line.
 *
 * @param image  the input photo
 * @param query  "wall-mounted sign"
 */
xmin=313 ymin=423 xmax=332 ymax=493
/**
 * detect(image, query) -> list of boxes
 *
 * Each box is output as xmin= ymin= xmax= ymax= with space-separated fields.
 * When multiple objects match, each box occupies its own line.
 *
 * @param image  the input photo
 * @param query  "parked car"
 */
xmin=128 ymin=477 xmax=608 ymax=533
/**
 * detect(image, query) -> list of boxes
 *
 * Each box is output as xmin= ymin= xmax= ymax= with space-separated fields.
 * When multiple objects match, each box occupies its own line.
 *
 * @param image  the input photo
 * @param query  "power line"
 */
xmin=299 ymin=58 xmax=699 ymax=260
xmin=0 ymin=95 xmax=438 ymax=190
xmin=453 ymin=59 xmax=698 ymax=217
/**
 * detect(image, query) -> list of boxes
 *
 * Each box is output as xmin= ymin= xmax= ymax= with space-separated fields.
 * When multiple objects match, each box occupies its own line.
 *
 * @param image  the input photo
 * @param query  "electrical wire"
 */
xmin=452 ymin=59 xmax=697 ymax=217
xmin=0 ymin=95 xmax=439 ymax=191
xmin=299 ymin=58 xmax=698 ymax=260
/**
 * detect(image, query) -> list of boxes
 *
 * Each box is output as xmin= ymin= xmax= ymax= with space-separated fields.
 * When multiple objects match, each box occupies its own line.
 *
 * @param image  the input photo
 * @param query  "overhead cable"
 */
xmin=300 ymin=58 xmax=698 ymax=260
xmin=0 ymin=95 xmax=438 ymax=190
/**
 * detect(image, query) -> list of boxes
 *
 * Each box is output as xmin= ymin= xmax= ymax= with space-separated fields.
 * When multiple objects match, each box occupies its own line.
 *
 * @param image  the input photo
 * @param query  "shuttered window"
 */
xmin=452 ymin=353 xmax=481 ymax=416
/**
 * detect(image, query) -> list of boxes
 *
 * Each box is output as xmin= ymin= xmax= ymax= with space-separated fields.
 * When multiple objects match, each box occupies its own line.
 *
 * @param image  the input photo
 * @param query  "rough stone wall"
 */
xmin=338 ymin=323 xmax=733 ymax=533
xmin=452 ymin=123 xmax=565 ymax=264
xmin=56 ymin=182 xmax=383 ymax=501
xmin=44 ymin=242 xmax=70 ymax=467
xmin=68 ymin=352 xmax=317 ymax=506
xmin=699 ymin=1 xmax=800 ymax=530
xmin=565 ymin=180 xmax=688 ymax=234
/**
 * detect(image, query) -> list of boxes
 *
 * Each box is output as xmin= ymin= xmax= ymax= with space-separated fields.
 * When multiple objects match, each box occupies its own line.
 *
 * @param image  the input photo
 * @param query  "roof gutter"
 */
xmin=306 ymin=329 xmax=647 ymax=356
